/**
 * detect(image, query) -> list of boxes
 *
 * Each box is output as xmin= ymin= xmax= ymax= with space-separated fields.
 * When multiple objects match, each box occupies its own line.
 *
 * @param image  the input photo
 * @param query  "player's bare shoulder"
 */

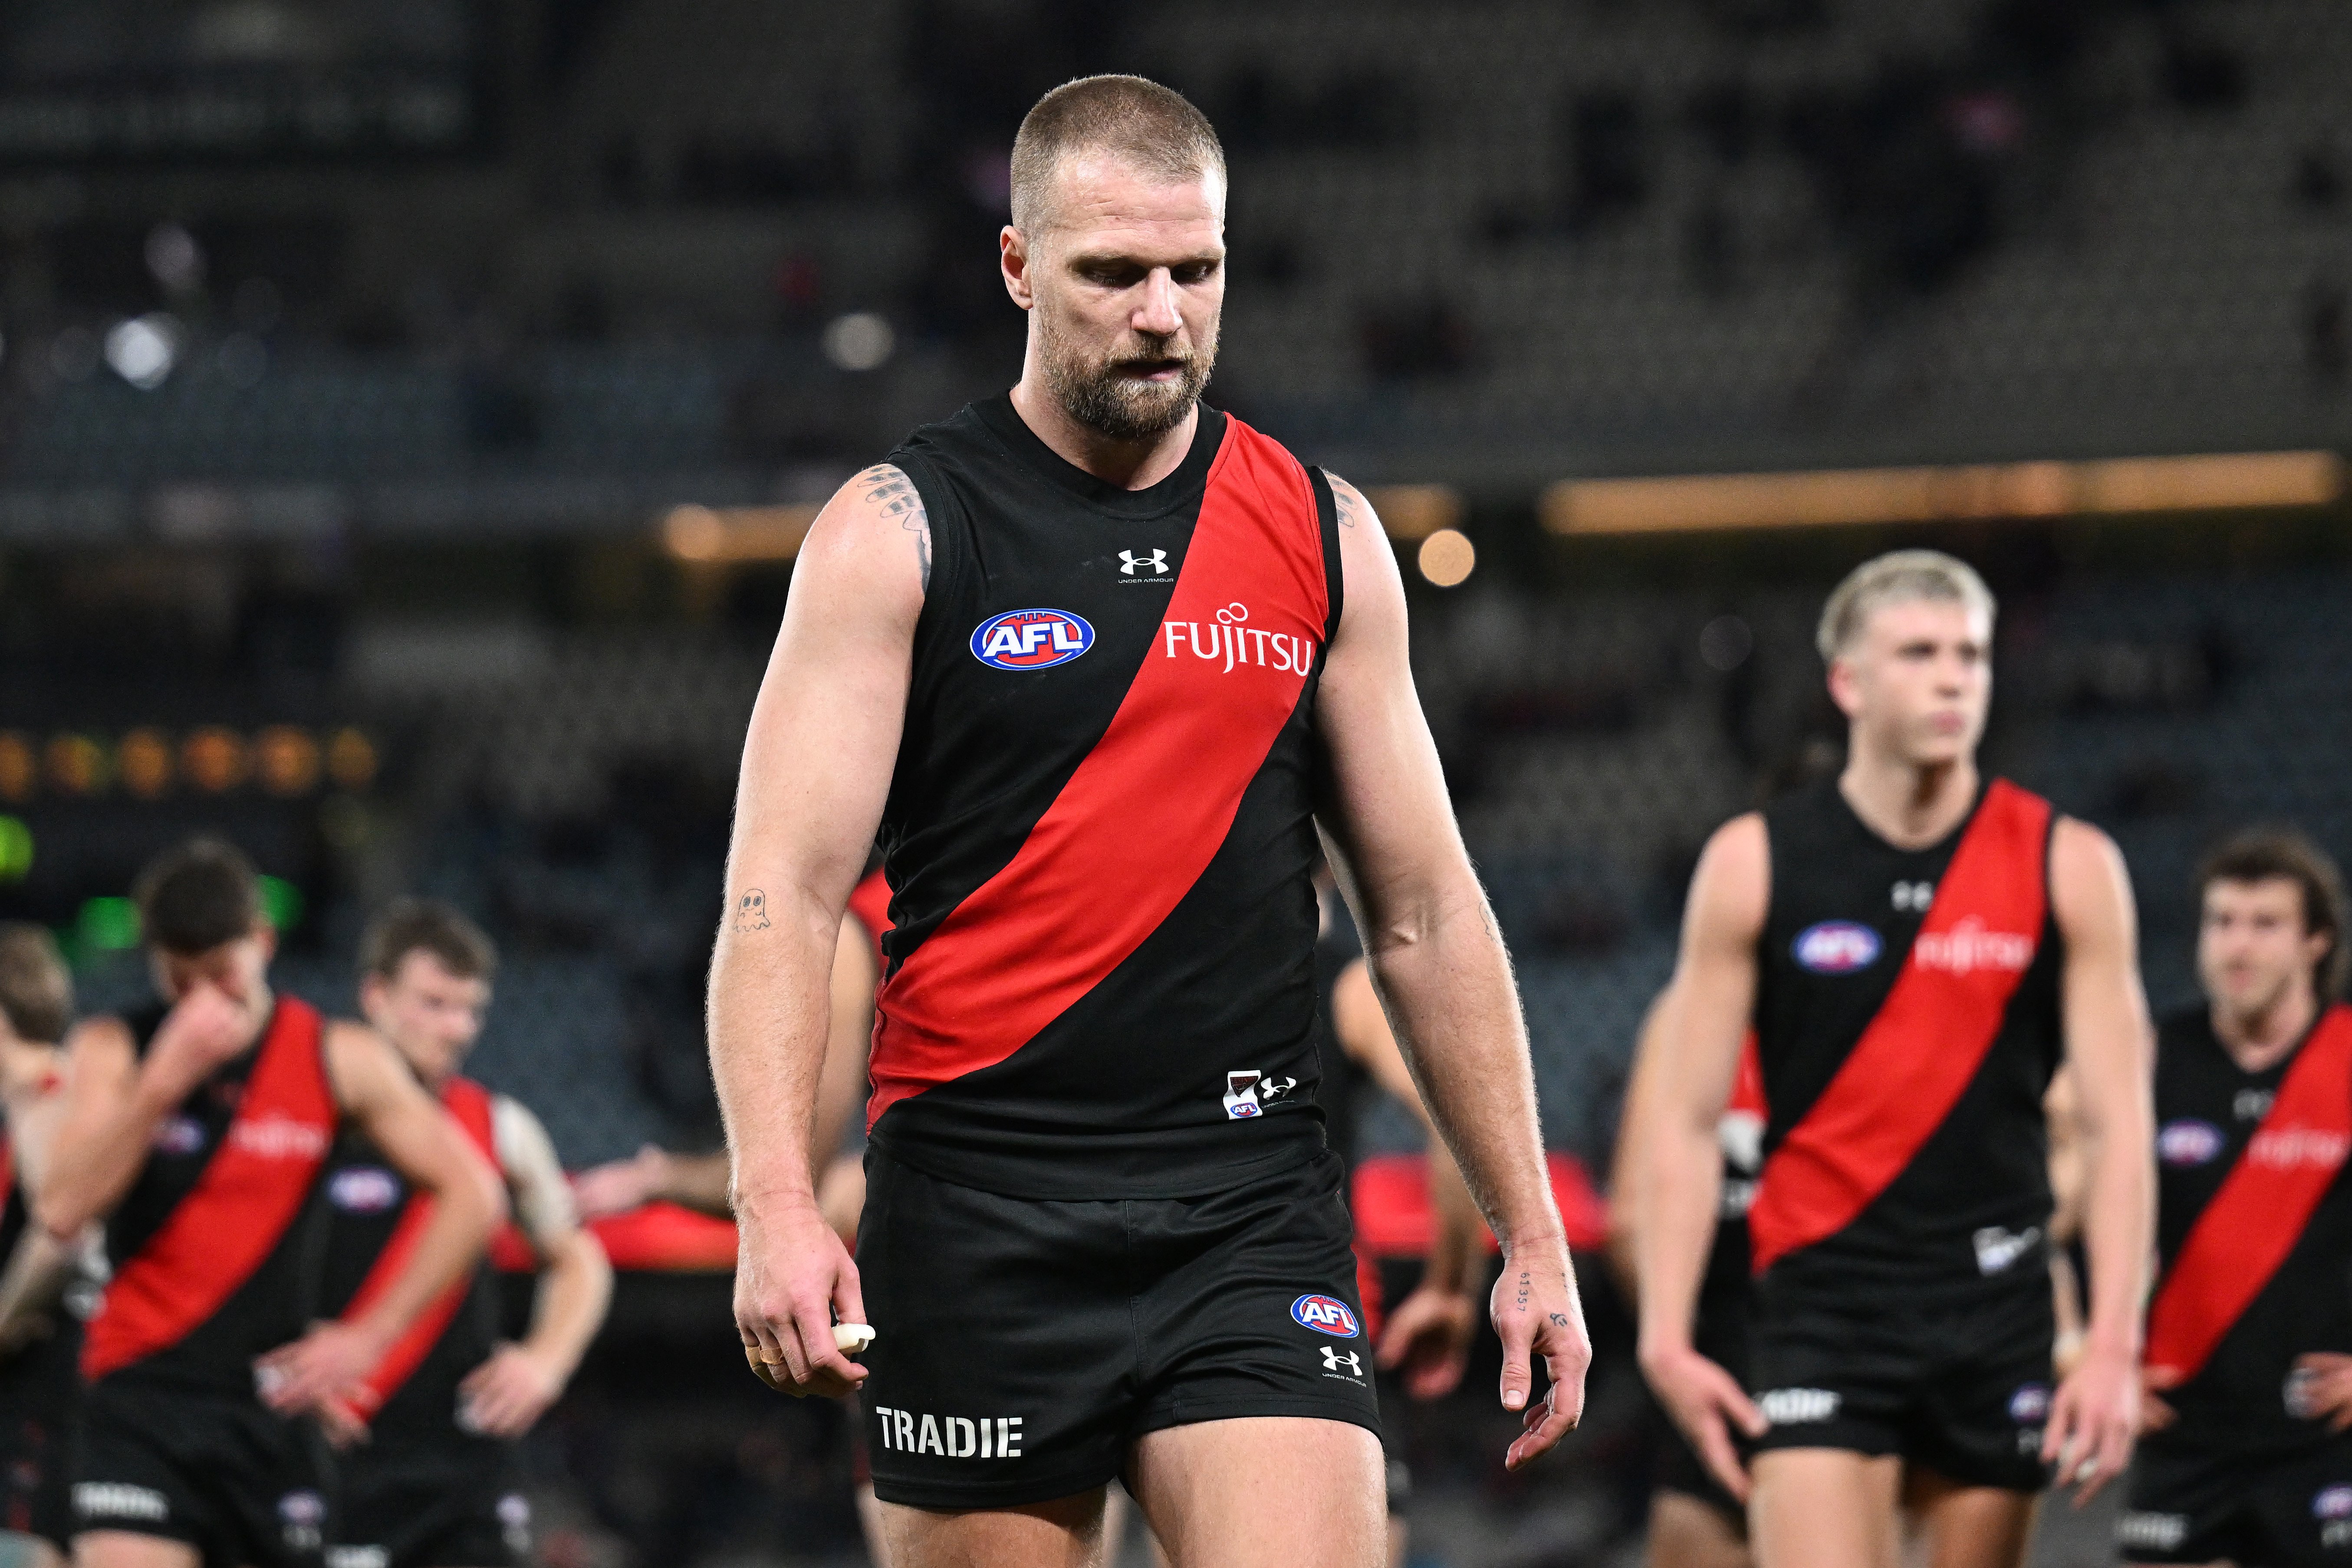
xmin=2048 ymin=813 xmax=2137 ymax=940
xmin=786 ymin=463 xmax=931 ymax=616
xmin=1687 ymin=812 xmax=1772 ymax=943
xmin=1320 ymin=473 xmax=1408 ymax=640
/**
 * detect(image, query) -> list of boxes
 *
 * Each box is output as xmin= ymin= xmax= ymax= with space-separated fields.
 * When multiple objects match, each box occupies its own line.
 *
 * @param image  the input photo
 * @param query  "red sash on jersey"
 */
xmin=1730 ymin=1032 xmax=1767 ymax=1119
xmin=84 ymin=997 xmax=336 ymax=1380
xmin=2145 ymin=1005 xmax=2352 ymax=1384
xmin=868 ymin=420 xmax=1330 ymax=1125
xmin=847 ymin=869 xmax=892 ymax=976
xmin=337 ymin=1075 xmax=499 ymax=1417
xmin=1748 ymin=780 xmax=2052 ymax=1274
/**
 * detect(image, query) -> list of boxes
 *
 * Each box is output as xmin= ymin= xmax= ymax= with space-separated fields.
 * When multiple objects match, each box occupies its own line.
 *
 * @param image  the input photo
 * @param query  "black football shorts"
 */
xmin=71 ymin=1377 xmax=332 ymax=1568
xmin=0 ymin=1322 xmax=82 ymax=1548
xmin=1746 ymin=1266 xmax=2054 ymax=1491
xmin=2117 ymin=1431 xmax=2352 ymax=1566
xmin=855 ymin=1148 xmax=1381 ymax=1510
xmin=328 ymin=1433 xmax=528 ymax=1568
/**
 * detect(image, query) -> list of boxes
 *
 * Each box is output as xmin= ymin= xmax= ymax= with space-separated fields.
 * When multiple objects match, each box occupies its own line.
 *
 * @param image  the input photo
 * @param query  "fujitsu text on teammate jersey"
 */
xmin=863 ymin=395 xmax=1343 ymax=1198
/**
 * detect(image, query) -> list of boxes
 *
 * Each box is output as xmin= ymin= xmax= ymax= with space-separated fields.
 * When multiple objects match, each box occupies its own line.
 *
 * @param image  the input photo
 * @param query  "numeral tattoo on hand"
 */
xmin=858 ymin=464 xmax=930 ymax=591
xmin=733 ymin=890 xmax=772 ymax=933
xmin=1514 ymin=1271 xmax=1531 ymax=1311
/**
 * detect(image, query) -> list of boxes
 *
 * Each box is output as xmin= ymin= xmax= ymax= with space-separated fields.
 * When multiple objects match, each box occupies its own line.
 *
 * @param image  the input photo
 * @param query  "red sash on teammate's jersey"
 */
xmin=1748 ymin=781 xmax=2053 ymax=1274
xmin=336 ymin=1075 xmax=499 ymax=1417
xmin=847 ymin=869 xmax=892 ymax=977
xmin=868 ymin=421 xmax=1330 ymax=1127
xmin=84 ymin=998 xmax=336 ymax=1380
xmin=2145 ymin=1004 xmax=2352 ymax=1384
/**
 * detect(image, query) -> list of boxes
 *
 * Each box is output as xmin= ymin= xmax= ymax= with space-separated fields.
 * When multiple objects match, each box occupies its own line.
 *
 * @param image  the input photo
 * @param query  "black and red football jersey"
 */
xmin=863 ymin=396 xmax=1343 ymax=1199
xmin=1748 ymin=778 xmax=2065 ymax=1290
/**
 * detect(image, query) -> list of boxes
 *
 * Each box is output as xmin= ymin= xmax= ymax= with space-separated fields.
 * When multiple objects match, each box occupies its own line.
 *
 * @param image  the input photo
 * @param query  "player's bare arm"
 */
xmin=709 ymin=464 xmax=921 ymax=1397
xmin=811 ymin=916 xmax=882 ymax=1175
xmin=2038 ymin=817 xmax=2155 ymax=1502
xmin=1603 ymin=986 xmax=1674 ymax=1298
xmin=1330 ymin=957 xmax=1484 ymax=1399
xmin=38 ymin=997 xmax=249 ymax=1239
xmin=456 ymin=1096 xmax=613 ymax=1437
xmin=0 ymin=1059 xmax=83 ymax=1352
xmin=1311 ymin=474 xmax=1589 ymax=1470
xmin=1638 ymin=815 xmax=1771 ymax=1502
xmin=255 ymin=1021 xmax=504 ymax=1417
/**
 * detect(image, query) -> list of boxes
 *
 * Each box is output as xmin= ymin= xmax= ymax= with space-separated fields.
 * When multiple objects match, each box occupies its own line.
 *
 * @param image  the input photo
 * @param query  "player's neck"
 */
xmin=1007 ymin=377 xmax=1199 ymax=491
xmin=2212 ymin=983 xmax=2318 ymax=1073
xmin=1837 ymin=748 xmax=1978 ymax=851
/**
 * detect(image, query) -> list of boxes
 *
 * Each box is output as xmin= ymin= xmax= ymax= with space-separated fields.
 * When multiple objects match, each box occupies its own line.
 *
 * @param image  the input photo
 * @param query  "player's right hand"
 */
xmin=734 ymin=1192 xmax=868 ymax=1399
xmin=1638 ymin=1340 xmax=1765 ymax=1502
xmin=148 ymin=981 xmax=255 ymax=1094
xmin=2138 ymin=1364 xmax=2181 ymax=1432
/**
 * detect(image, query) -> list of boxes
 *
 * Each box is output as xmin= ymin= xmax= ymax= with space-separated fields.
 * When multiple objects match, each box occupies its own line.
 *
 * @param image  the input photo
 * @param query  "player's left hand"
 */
xmin=2292 ymin=1351 xmax=2352 ymax=1431
xmin=1376 ymin=1283 xmax=1477 ymax=1401
xmin=253 ymin=1321 xmax=387 ymax=1420
xmin=458 ymin=1343 xmax=566 ymax=1438
xmin=2042 ymin=1341 xmax=2138 ymax=1504
xmin=1490 ymin=1243 xmax=1592 ymax=1471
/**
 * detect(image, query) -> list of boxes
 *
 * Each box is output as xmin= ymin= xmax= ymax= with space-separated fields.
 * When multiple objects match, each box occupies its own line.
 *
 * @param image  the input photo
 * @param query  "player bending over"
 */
xmin=1638 ymin=552 xmax=2153 ymax=1568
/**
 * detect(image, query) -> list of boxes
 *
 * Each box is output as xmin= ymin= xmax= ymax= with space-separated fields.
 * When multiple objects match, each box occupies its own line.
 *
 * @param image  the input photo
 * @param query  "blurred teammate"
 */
xmin=1638 ymin=552 xmax=2154 ymax=1568
xmin=317 ymin=900 xmax=612 ymax=1568
xmin=2119 ymin=831 xmax=2352 ymax=1568
xmin=43 ymin=839 xmax=499 ymax=1568
xmin=710 ymin=74 xmax=1586 ymax=1568
xmin=0 ymin=927 xmax=88 ymax=1568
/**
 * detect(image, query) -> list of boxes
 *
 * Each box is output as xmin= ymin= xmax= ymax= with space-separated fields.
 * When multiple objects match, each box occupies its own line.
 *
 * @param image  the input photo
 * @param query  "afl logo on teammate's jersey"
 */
xmin=2157 ymin=1119 xmax=2226 ymax=1166
xmin=1793 ymin=921 xmax=1881 ymax=974
xmin=1291 ymin=1295 xmax=1360 ymax=1338
xmin=152 ymin=1115 xmax=206 ymax=1155
xmin=970 ymin=608 xmax=1094 ymax=671
xmin=329 ymin=1167 xmax=402 ymax=1213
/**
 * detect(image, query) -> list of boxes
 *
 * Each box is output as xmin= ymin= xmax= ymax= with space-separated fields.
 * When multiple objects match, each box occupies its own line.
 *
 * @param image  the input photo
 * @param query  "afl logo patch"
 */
xmin=1793 ymin=921 xmax=1881 ymax=974
xmin=2158 ymin=1119 xmax=2226 ymax=1167
xmin=2007 ymin=1383 xmax=2049 ymax=1423
xmin=1290 ymin=1295 xmax=1360 ymax=1338
xmin=152 ymin=1115 xmax=206 ymax=1155
xmin=329 ymin=1167 xmax=402 ymax=1213
xmin=2315 ymin=1485 xmax=2352 ymax=1520
xmin=970 ymin=608 xmax=1094 ymax=671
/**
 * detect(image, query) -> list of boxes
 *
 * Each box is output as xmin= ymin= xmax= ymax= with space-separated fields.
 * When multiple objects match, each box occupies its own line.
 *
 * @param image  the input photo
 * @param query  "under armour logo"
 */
xmin=1891 ymin=881 xmax=1935 ymax=913
xmin=1321 ymin=1347 xmax=1361 ymax=1375
xmin=1119 ymin=549 xmax=1169 ymax=575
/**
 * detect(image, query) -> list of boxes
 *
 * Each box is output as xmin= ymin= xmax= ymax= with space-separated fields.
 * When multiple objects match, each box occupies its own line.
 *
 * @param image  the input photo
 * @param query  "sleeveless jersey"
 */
xmin=867 ymin=396 xmax=1343 ymax=1198
xmin=84 ymin=996 xmax=338 ymax=1391
xmin=2147 ymin=1004 xmax=2352 ymax=1449
xmin=318 ymin=1075 xmax=503 ymax=1441
xmin=1749 ymin=779 xmax=2063 ymax=1291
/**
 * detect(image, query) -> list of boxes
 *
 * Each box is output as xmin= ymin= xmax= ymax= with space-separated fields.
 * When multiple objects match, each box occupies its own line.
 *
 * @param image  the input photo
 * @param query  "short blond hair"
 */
xmin=1816 ymin=549 xmax=1997 ymax=662
xmin=1009 ymin=75 xmax=1224 ymax=236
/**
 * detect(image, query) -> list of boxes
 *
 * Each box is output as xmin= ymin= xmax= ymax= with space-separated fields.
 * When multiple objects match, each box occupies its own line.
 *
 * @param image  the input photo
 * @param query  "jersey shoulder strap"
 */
xmin=2146 ymin=1003 xmax=2352 ymax=1382
xmin=84 ymin=996 xmax=336 ymax=1380
xmin=1748 ymin=779 xmax=2053 ymax=1272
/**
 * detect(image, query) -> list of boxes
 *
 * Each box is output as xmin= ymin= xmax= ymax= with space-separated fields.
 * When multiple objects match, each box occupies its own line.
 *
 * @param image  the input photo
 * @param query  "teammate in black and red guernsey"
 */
xmin=1636 ymin=552 xmax=2155 ymax=1568
xmin=41 ymin=841 xmax=500 ymax=1568
xmin=0 ymin=925 xmax=90 ymax=1568
xmin=2118 ymin=831 xmax=2352 ymax=1568
xmin=317 ymin=900 xmax=613 ymax=1568
xmin=708 ymin=75 xmax=1590 ymax=1568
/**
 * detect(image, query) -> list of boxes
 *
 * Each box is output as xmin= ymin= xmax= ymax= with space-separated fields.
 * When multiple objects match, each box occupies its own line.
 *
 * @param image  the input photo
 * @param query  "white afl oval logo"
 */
xmin=970 ymin=608 xmax=1094 ymax=671
xmin=329 ymin=1167 xmax=402 ymax=1213
xmin=151 ymin=1115 xmax=206 ymax=1155
xmin=1793 ymin=921 xmax=1881 ymax=974
xmin=2157 ymin=1119 xmax=2225 ymax=1167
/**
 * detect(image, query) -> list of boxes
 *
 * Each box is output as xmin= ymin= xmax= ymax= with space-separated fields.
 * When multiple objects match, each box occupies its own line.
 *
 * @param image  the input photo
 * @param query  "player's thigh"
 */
xmin=0 ymin=1535 xmax=61 ymax=1568
xmin=1645 ymin=1489 xmax=1751 ymax=1568
xmin=1128 ymin=1416 xmax=1384 ymax=1568
xmin=69 ymin=1533 xmax=198 ymax=1568
xmin=873 ymin=1487 xmax=1108 ymax=1568
xmin=1749 ymin=1448 xmax=1904 ymax=1568
xmin=1901 ymin=1468 xmax=2036 ymax=1568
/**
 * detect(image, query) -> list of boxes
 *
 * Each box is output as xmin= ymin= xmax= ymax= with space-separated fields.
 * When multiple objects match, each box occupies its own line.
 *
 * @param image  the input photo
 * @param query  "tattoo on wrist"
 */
xmin=732 ymin=890 xmax=772 ymax=933
xmin=858 ymin=464 xmax=931 ymax=592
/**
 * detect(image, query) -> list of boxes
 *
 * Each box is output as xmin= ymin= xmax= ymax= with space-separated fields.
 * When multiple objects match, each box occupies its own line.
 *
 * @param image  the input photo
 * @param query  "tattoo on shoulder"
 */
xmin=1330 ymin=476 xmax=1365 ymax=529
xmin=731 ymin=890 xmax=772 ymax=934
xmin=857 ymin=463 xmax=931 ymax=592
